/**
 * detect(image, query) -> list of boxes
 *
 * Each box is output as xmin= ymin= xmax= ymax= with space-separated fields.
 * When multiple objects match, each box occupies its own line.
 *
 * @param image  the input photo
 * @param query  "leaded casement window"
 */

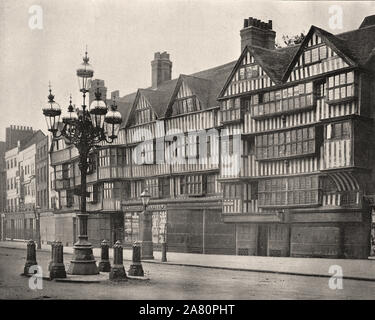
xmin=255 ymin=126 xmax=317 ymax=160
xmin=326 ymin=121 xmax=351 ymax=140
xmin=304 ymin=44 xmax=328 ymax=65
xmin=135 ymin=108 xmax=155 ymax=125
xmin=238 ymin=64 xmax=260 ymax=80
xmin=179 ymin=174 xmax=206 ymax=196
xmin=99 ymin=147 xmax=127 ymax=167
xmin=103 ymin=181 xmax=130 ymax=200
xmin=243 ymin=182 xmax=258 ymax=213
xmin=144 ymin=177 xmax=170 ymax=199
xmin=326 ymin=71 xmax=355 ymax=103
xmin=250 ymin=82 xmax=314 ymax=119
xmin=221 ymin=98 xmax=242 ymax=123
xmin=258 ymin=175 xmax=321 ymax=207
xmin=131 ymin=180 xmax=145 ymax=199
xmin=59 ymin=189 xmax=74 ymax=208
xmin=206 ymin=174 xmax=217 ymax=195
xmin=223 ymin=183 xmax=242 ymax=200
xmin=86 ymin=184 xmax=98 ymax=203
xmin=62 ymin=163 xmax=69 ymax=179
xmin=172 ymin=96 xmax=201 ymax=116
xmin=160 ymin=177 xmax=170 ymax=198
xmin=145 ymin=178 xmax=159 ymax=198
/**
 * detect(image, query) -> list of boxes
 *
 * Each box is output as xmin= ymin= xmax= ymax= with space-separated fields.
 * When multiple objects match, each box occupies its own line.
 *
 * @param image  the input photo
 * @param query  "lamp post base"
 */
xmin=67 ymin=241 xmax=99 ymax=275
xmin=128 ymin=262 xmax=144 ymax=277
xmin=141 ymin=240 xmax=154 ymax=260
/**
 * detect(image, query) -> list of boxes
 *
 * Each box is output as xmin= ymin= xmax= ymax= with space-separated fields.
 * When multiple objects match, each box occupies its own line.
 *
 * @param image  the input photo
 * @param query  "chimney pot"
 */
xmin=244 ymin=19 xmax=248 ymax=28
xmin=240 ymin=16 xmax=276 ymax=51
xmin=151 ymin=51 xmax=172 ymax=89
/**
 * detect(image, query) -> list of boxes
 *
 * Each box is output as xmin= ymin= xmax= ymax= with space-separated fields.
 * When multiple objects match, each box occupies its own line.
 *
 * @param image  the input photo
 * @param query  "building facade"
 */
xmin=49 ymin=15 xmax=375 ymax=258
xmin=0 ymin=141 xmax=6 ymax=240
xmin=5 ymin=125 xmax=34 ymax=151
xmin=218 ymin=17 xmax=375 ymax=259
xmin=3 ymin=130 xmax=46 ymax=241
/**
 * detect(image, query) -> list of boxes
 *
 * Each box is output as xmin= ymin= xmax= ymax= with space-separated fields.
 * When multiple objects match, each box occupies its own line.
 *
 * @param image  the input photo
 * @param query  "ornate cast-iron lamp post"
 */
xmin=42 ymin=51 xmax=122 ymax=275
xmin=139 ymin=188 xmax=154 ymax=260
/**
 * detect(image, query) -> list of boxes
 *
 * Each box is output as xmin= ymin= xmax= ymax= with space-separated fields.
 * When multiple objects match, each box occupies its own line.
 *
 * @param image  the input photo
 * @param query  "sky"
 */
xmin=0 ymin=0 xmax=374 ymax=141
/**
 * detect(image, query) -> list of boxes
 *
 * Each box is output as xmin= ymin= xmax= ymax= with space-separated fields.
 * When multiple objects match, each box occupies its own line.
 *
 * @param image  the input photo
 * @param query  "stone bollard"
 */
xmin=49 ymin=241 xmax=67 ymax=280
xmin=48 ymin=241 xmax=56 ymax=271
xmin=128 ymin=241 xmax=144 ymax=277
xmin=161 ymin=242 xmax=167 ymax=262
xmin=109 ymin=240 xmax=127 ymax=281
xmin=24 ymin=240 xmax=38 ymax=275
xmin=98 ymin=239 xmax=111 ymax=272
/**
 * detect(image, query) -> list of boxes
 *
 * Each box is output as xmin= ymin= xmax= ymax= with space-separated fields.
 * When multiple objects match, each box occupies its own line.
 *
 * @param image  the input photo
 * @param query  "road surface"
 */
xmin=0 ymin=247 xmax=374 ymax=300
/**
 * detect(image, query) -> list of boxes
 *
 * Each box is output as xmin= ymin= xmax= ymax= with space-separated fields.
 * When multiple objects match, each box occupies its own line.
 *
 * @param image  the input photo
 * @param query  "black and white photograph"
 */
xmin=0 ymin=0 xmax=375 ymax=306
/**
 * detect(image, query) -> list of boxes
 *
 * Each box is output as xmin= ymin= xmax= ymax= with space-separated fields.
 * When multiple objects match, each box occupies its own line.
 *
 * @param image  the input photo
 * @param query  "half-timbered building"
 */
xmin=49 ymin=15 xmax=375 ymax=258
xmin=218 ymin=16 xmax=375 ymax=258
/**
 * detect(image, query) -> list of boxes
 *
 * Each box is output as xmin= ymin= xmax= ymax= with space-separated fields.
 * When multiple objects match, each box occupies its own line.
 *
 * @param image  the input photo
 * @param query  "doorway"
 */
xmin=257 ymin=225 xmax=268 ymax=256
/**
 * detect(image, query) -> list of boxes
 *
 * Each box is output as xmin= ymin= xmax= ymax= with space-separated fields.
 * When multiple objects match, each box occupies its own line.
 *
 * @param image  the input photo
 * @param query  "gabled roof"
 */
xmin=116 ymin=16 xmax=375 ymax=125
xmin=335 ymin=24 xmax=375 ymax=66
xmin=108 ymin=92 xmax=137 ymax=129
xmin=250 ymin=45 xmax=300 ymax=83
xmin=218 ymin=44 xmax=299 ymax=98
xmin=139 ymin=88 xmax=173 ymax=119
xmin=282 ymin=25 xmax=357 ymax=81
xmin=359 ymin=15 xmax=375 ymax=29
xmin=221 ymin=20 xmax=375 ymax=94
xmin=121 ymin=60 xmax=236 ymax=127
xmin=164 ymin=74 xmax=210 ymax=117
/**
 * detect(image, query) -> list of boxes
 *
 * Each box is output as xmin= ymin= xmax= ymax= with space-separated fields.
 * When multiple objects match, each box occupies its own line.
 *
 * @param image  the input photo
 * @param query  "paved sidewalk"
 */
xmin=1 ymin=240 xmax=374 ymax=281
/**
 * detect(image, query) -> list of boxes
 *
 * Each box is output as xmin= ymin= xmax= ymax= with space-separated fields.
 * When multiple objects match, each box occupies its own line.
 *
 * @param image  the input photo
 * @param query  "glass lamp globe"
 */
xmin=76 ymin=51 xmax=94 ymax=92
xmin=89 ymin=89 xmax=108 ymax=130
xmin=104 ymin=100 xmax=122 ymax=140
xmin=42 ymin=85 xmax=61 ymax=133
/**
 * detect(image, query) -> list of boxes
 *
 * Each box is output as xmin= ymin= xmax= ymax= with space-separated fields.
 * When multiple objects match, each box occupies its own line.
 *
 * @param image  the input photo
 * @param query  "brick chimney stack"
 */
xmin=151 ymin=51 xmax=172 ymax=89
xmin=89 ymin=79 xmax=107 ymax=105
xmin=240 ymin=17 xmax=276 ymax=51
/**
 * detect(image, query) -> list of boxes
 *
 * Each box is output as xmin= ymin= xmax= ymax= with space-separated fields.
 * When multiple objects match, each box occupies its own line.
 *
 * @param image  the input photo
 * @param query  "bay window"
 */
xmin=258 ymin=175 xmax=321 ymax=207
xmin=255 ymin=125 xmax=317 ymax=160
xmin=251 ymin=82 xmax=314 ymax=119
xmin=326 ymin=71 xmax=355 ymax=103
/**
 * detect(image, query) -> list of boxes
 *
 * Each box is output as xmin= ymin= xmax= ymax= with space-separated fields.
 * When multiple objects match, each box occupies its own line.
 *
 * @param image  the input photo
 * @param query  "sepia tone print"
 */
xmin=0 ymin=0 xmax=375 ymax=301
